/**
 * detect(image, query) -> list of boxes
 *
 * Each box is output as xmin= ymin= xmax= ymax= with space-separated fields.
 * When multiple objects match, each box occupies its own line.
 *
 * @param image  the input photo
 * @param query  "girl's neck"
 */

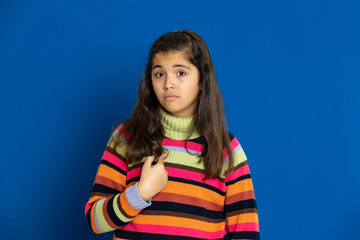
xmin=159 ymin=107 xmax=201 ymax=140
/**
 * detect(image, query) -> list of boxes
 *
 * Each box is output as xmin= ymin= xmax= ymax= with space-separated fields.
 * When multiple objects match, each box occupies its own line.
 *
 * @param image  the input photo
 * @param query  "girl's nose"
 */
xmin=164 ymin=76 xmax=175 ymax=90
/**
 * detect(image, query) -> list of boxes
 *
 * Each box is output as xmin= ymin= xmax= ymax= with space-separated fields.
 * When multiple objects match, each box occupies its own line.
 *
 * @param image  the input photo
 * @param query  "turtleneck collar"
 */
xmin=159 ymin=107 xmax=201 ymax=140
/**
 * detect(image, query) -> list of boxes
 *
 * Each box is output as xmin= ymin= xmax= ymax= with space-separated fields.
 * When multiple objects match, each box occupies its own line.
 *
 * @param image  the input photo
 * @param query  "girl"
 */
xmin=85 ymin=30 xmax=260 ymax=240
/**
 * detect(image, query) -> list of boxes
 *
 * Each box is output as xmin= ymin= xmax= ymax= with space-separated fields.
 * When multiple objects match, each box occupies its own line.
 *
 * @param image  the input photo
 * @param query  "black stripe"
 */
xmin=187 ymin=133 xmax=235 ymax=145
xmin=174 ymin=133 xmax=235 ymax=150
xmin=225 ymin=199 xmax=257 ymax=213
xmin=149 ymin=201 xmax=225 ymax=220
xmin=231 ymin=231 xmax=260 ymax=239
xmin=168 ymin=176 xmax=225 ymax=196
xmin=86 ymin=202 xmax=94 ymax=230
xmin=186 ymin=136 xmax=206 ymax=145
xmin=126 ymin=176 xmax=140 ymax=185
xmin=92 ymin=183 xmax=119 ymax=195
xmin=226 ymin=174 xmax=252 ymax=186
xmin=100 ymin=159 xmax=127 ymax=176
xmin=106 ymin=196 xmax=127 ymax=227
xmin=228 ymin=132 xmax=235 ymax=141
xmin=115 ymin=229 xmax=226 ymax=240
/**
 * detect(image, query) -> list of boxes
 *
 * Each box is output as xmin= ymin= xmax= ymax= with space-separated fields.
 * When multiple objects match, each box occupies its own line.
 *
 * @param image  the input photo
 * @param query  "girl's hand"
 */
xmin=137 ymin=153 xmax=168 ymax=201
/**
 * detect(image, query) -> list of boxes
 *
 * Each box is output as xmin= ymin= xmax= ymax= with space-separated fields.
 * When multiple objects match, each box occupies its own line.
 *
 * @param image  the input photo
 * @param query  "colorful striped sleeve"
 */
xmin=225 ymin=136 xmax=260 ymax=240
xmin=85 ymin=125 xmax=142 ymax=234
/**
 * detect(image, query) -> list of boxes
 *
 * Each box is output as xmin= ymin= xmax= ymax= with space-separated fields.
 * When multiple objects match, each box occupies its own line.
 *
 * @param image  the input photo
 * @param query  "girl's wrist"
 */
xmin=126 ymin=183 xmax=152 ymax=210
xmin=137 ymin=181 xmax=151 ymax=201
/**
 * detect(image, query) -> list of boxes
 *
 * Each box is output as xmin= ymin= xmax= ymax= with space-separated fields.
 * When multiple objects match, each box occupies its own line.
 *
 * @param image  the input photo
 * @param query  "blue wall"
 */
xmin=1 ymin=1 xmax=359 ymax=239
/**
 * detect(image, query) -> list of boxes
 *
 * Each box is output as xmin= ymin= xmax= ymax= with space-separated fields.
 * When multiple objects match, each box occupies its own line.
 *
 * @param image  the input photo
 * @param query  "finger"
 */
xmin=156 ymin=153 xmax=167 ymax=165
xmin=144 ymin=155 xmax=155 ymax=167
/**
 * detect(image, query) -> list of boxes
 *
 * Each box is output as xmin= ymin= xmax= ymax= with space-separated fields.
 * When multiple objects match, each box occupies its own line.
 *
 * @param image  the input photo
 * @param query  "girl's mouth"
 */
xmin=164 ymin=94 xmax=179 ymax=100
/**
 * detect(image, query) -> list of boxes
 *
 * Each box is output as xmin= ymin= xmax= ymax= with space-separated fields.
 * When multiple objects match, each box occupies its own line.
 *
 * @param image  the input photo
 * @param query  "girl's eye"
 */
xmin=155 ymin=72 xmax=164 ymax=78
xmin=177 ymin=71 xmax=186 ymax=76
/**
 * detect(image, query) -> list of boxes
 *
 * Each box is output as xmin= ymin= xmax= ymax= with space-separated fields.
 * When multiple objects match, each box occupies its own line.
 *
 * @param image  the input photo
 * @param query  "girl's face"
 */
xmin=151 ymin=51 xmax=200 ymax=118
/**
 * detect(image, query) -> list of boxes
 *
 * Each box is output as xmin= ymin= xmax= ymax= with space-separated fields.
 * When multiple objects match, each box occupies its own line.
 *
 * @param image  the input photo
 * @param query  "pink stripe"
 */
xmin=121 ymin=223 xmax=226 ymax=239
xmin=115 ymin=124 xmax=130 ymax=139
xmin=224 ymin=137 xmax=241 ymax=159
xmin=85 ymin=202 xmax=91 ymax=215
xmin=162 ymin=138 xmax=203 ymax=152
xmin=128 ymin=166 xmax=226 ymax=191
xmin=231 ymin=137 xmax=240 ymax=149
xmin=116 ymin=124 xmax=124 ymax=132
xmin=227 ymin=222 xmax=259 ymax=232
xmin=127 ymin=167 xmax=142 ymax=180
xmin=102 ymin=151 xmax=127 ymax=171
xmin=167 ymin=167 xmax=225 ymax=191
xmin=225 ymin=165 xmax=250 ymax=182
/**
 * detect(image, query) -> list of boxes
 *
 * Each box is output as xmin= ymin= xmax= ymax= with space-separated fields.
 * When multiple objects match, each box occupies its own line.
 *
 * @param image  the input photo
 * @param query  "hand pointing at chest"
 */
xmin=137 ymin=153 xmax=168 ymax=201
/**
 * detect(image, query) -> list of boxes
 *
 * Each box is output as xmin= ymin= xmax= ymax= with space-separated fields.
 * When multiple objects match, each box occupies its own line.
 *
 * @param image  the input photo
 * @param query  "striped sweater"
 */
xmin=85 ymin=109 xmax=260 ymax=239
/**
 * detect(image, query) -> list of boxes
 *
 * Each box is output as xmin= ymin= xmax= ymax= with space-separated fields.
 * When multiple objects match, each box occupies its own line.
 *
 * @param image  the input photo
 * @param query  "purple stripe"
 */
xmin=224 ymin=144 xmax=242 ymax=164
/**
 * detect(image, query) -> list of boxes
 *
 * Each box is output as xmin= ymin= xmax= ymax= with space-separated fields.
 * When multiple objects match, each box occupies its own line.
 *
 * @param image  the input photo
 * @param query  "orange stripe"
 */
xmin=119 ymin=183 xmax=141 ymax=217
xmin=96 ymin=164 xmax=126 ymax=185
xmin=227 ymin=212 xmax=259 ymax=225
xmin=90 ymin=203 xmax=101 ymax=234
xmin=88 ymin=194 xmax=112 ymax=204
xmin=162 ymin=181 xmax=224 ymax=202
xmin=133 ymin=214 xmax=225 ymax=232
xmin=226 ymin=179 xmax=254 ymax=197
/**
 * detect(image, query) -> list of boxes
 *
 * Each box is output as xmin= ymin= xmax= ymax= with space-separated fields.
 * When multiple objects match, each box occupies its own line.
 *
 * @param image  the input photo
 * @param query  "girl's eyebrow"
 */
xmin=152 ymin=65 xmax=162 ymax=70
xmin=173 ymin=64 xmax=190 ymax=69
xmin=152 ymin=64 xmax=190 ymax=70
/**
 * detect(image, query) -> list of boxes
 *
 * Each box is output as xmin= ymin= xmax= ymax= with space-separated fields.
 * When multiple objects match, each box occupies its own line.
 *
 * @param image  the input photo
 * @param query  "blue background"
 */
xmin=1 ymin=0 xmax=359 ymax=239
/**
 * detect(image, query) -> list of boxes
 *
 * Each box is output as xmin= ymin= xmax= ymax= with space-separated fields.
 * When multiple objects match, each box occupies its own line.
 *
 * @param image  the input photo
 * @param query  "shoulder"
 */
xmin=111 ymin=123 xmax=130 ymax=141
xmin=113 ymin=123 xmax=125 ymax=135
xmin=224 ymin=132 xmax=248 ymax=172
xmin=107 ymin=123 xmax=129 ymax=156
xmin=227 ymin=132 xmax=242 ymax=155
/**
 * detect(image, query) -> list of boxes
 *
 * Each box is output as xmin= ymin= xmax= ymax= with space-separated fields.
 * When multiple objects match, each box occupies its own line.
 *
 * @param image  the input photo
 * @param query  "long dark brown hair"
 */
xmin=114 ymin=30 xmax=233 ymax=178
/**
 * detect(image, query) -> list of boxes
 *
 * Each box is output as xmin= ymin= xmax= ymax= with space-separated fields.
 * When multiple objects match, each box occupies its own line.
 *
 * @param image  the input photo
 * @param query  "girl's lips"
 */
xmin=164 ymin=94 xmax=179 ymax=100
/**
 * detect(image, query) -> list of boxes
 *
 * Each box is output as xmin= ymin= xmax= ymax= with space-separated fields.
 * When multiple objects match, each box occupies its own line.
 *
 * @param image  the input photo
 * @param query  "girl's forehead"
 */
xmin=152 ymin=51 xmax=190 ymax=64
xmin=154 ymin=50 xmax=184 ymax=57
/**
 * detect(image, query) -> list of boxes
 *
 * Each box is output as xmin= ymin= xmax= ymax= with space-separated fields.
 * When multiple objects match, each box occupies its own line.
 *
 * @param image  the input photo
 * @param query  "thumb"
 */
xmin=156 ymin=153 xmax=167 ymax=165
